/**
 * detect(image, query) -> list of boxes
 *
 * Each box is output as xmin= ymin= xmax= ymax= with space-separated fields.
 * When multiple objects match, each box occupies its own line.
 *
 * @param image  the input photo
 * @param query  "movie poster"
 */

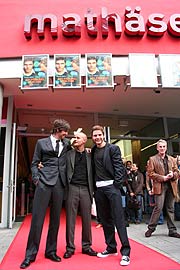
xmin=54 ymin=54 xmax=81 ymax=88
xmin=86 ymin=53 xmax=113 ymax=88
xmin=21 ymin=54 xmax=49 ymax=89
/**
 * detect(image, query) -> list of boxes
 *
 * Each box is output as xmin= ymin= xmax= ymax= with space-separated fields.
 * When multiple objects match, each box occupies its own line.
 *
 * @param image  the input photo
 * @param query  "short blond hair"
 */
xmin=156 ymin=139 xmax=167 ymax=146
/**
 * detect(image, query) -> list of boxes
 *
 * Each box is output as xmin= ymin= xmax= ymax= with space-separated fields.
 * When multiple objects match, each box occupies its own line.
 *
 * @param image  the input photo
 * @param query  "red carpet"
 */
xmin=0 ymin=210 xmax=180 ymax=270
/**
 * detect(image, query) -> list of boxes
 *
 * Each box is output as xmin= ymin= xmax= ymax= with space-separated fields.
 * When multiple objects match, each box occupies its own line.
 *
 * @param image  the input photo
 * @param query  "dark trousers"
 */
xmin=25 ymin=179 xmax=64 ymax=260
xmin=65 ymin=184 xmax=92 ymax=252
xmin=96 ymin=184 xmax=131 ymax=257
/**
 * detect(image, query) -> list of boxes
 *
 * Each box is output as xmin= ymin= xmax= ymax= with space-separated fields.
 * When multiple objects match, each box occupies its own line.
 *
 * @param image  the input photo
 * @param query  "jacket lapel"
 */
xmin=70 ymin=149 xmax=76 ymax=170
xmin=46 ymin=137 xmax=54 ymax=151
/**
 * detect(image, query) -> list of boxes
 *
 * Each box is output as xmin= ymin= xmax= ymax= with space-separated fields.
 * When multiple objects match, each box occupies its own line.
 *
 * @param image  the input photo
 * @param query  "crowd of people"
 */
xmin=19 ymin=119 xmax=180 ymax=269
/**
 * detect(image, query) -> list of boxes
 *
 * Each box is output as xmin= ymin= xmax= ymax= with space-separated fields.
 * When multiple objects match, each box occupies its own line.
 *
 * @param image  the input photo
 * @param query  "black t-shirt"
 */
xmin=71 ymin=151 xmax=88 ymax=186
xmin=94 ymin=146 xmax=112 ymax=182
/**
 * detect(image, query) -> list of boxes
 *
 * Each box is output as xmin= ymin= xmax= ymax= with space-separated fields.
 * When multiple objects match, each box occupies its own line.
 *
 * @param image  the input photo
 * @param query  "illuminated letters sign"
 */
xmin=24 ymin=7 xmax=180 ymax=39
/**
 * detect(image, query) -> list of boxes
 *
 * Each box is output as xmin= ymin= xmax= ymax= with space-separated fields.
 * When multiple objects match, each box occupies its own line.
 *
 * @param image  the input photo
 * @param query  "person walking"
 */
xmin=20 ymin=119 xmax=71 ymax=269
xmin=91 ymin=125 xmax=131 ymax=266
xmin=63 ymin=131 xmax=97 ymax=259
xmin=145 ymin=139 xmax=180 ymax=238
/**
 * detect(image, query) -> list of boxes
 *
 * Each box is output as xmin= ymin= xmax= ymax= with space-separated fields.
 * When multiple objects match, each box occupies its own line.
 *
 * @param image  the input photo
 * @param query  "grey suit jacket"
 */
xmin=31 ymin=136 xmax=71 ymax=186
xmin=66 ymin=149 xmax=94 ymax=202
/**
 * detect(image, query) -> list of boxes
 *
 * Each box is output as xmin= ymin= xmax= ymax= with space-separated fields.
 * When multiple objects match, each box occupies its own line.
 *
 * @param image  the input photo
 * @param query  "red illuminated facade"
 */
xmin=0 ymin=0 xmax=180 ymax=57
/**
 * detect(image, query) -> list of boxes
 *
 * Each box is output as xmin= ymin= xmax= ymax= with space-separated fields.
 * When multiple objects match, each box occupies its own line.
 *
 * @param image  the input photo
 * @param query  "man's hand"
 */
xmin=38 ymin=162 xmax=44 ymax=169
xmin=164 ymin=171 xmax=173 ymax=181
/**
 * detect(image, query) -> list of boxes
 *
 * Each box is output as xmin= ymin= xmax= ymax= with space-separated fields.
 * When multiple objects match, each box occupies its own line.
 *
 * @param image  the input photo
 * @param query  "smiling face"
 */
xmin=92 ymin=129 xmax=105 ymax=148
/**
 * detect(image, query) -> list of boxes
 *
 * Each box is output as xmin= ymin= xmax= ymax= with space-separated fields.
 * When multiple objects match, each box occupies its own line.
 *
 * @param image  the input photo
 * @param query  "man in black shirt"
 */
xmin=63 ymin=132 xmax=97 ymax=259
xmin=91 ymin=125 xmax=131 ymax=266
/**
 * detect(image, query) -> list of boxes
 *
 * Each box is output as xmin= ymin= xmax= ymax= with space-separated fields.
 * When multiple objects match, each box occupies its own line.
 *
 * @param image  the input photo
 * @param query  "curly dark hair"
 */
xmin=52 ymin=119 xmax=70 ymax=134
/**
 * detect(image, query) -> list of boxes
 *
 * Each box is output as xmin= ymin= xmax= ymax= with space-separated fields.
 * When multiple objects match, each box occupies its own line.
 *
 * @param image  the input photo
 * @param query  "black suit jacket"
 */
xmin=66 ymin=149 xmax=94 ymax=202
xmin=31 ymin=136 xmax=71 ymax=186
xmin=92 ymin=143 xmax=126 ymax=190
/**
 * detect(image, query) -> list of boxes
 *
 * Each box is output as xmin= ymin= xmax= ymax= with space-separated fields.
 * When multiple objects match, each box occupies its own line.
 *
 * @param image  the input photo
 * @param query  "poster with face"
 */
xmin=86 ymin=53 xmax=113 ymax=88
xmin=21 ymin=54 xmax=49 ymax=89
xmin=54 ymin=54 xmax=81 ymax=88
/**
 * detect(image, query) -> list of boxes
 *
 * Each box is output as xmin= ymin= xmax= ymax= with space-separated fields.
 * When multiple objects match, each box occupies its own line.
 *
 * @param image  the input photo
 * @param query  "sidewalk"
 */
xmin=0 ymin=219 xmax=180 ymax=264
xmin=127 ymin=220 xmax=180 ymax=263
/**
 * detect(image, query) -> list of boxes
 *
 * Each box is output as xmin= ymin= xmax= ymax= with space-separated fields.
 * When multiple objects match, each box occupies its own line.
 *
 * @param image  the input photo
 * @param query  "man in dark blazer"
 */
xmin=63 ymin=132 xmax=97 ymax=259
xmin=20 ymin=119 xmax=71 ymax=269
xmin=91 ymin=125 xmax=131 ymax=267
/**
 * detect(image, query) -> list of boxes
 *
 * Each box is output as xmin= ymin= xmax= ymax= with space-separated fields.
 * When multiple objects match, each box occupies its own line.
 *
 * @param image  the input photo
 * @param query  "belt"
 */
xmin=96 ymin=180 xmax=114 ymax=188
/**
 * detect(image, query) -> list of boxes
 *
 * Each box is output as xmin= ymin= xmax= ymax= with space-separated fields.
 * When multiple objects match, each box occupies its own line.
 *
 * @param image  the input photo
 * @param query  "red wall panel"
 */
xmin=0 ymin=0 xmax=180 ymax=57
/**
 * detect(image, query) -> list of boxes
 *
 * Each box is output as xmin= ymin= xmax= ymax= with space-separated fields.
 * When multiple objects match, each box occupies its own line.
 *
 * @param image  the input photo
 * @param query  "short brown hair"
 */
xmin=91 ymin=125 xmax=104 ymax=136
xmin=52 ymin=119 xmax=70 ymax=134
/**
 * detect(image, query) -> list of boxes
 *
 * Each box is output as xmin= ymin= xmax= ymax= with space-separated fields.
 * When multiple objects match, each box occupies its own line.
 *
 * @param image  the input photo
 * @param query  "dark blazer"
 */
xmin=91 ymin=143 xmax=126 ymax=190
xmin=31 ymin=136 xmax=71 ymax=186
xmin=66 ymin=149 xmax=94 ymax=202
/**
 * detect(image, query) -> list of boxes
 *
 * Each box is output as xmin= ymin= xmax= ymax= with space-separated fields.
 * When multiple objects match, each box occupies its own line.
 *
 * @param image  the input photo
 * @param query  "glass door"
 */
xmin=8 ymin=123 xmax=18 ymax=228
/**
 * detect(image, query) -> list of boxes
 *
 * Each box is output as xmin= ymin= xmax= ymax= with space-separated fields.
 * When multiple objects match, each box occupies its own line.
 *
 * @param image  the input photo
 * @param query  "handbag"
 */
xmin=127 ymin=195 xmax=141 ymax=210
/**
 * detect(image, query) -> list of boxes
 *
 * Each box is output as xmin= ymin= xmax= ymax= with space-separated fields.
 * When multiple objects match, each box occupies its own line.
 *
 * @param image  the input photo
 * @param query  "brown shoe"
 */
xmin=145 ymin=228 xmax=155 ymax=237
xmin=169 ymin=232 xmax=180 ymax=238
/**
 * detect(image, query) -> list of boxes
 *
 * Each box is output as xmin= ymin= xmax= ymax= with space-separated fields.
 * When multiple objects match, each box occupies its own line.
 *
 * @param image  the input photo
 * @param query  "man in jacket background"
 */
xmin=145 ymin=139 xmax=180 ymax=238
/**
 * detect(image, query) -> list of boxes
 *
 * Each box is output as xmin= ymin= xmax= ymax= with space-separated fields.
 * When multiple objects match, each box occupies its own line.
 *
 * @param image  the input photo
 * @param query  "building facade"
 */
xmin=1 ymin=0 xmax=180 ymax=227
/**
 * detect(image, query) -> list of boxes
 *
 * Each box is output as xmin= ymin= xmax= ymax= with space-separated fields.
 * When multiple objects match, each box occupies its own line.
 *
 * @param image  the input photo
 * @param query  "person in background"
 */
xmin=120 ymin=159 xmax=132 ymax=227
xmin=94 ymin=190 xmax=103 ymax=229
xmin=174 ymin=155 xmax=180 ymax=221
xmin=126 ymin=163 xmax=144 ymax=224
xmin=145 ymin=139 xmax=180 ymax=238
xmin=20 ymin=119 xmax=71 ymax=269
xmin=63 ymin=131 xmax=97 ymax=259
xmin=91 ymin=125 xmax=131 ymax=266
xmin=146 ymin=166 xmax=164 ymax=225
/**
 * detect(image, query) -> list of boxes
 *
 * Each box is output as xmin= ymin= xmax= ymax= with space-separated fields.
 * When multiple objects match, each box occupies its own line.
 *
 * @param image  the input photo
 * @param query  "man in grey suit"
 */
xmin=20 ymin=119 xmax=71 ymax=269
xmin=63 ymin=132 xmax=97 ymax=259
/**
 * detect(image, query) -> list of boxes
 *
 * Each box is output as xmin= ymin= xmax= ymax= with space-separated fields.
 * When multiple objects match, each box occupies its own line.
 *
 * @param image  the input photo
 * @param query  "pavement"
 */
xmin=0 ymin=217 xmax=180 ymax=265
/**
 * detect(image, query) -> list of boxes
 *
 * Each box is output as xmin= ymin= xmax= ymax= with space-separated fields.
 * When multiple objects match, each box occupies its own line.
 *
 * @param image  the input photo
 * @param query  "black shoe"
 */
xmin=168 ymin=232 xmax=180 ymax=238
xmin=20 ymin=258 xmax=35 ymax=269
xmin=63 ymin=250 xmax=74 ymax=259
xmin=82 ymin=247 xmax=97 ymax=256
xmin=45 ymin=253 xmax=61 ymax=262
xmin=145 ymin=228 xmax=155 ymax=237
